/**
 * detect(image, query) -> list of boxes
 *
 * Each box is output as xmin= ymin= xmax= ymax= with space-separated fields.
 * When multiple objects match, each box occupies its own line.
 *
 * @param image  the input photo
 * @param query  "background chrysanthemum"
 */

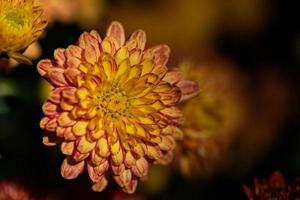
xmin=172 ymin=59 xmax=291 ymax=179
xmin=172 ymin=59 xmax=248 ymax=177
xmin=243 ymin=172 xmax=300 ymax=199
xmin=0 ymin=0 xmax=47 ymax=65
xmin=37 ymin=21 xmax=198 ymax=193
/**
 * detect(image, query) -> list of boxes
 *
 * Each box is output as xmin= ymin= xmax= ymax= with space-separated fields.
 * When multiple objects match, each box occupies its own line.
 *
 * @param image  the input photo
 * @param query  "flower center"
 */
xmin=4 ymin=11 xmax=25 ymax=29
xmin=97 ymin=83 xmax=131 ymax=119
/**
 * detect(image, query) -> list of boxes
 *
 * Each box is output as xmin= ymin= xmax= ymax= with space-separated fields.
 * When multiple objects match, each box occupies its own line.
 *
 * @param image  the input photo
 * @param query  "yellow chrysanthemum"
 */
xmin=174 ymin=60 xmax=248 ymax=177
xmin=37 ymin=22 xmax=198 ymax=193
xmin=0 ymin=0 xmax=47 ymax=64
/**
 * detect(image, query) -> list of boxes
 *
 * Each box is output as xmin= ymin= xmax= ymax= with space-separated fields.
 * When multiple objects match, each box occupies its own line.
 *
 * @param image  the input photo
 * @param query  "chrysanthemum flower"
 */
xmin=0 ymin=0 xmax=47 ymax=64
xmin=173 ymin=60 xmax=248 ymax=177
xmin=243 ymin=171 xmax=300 ymax=200
xmin=37 ymin=22 xmax=198 ymax=193
xmin=174 ymin=60 xmax=291 ymax=178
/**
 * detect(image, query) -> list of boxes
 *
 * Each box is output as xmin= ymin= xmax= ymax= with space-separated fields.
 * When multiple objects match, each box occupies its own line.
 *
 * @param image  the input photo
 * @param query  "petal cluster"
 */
xmin=37 ymin=22 xmax=198 ymax=193
xmin=0 ymin=0 xmax=47 ymax=64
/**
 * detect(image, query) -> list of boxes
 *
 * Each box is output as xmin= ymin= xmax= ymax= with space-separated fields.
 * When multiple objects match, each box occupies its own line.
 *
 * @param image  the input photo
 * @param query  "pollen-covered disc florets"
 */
xmin=37 ymin=21 xmax=198 ymax=193
xmin=0 ymin=0 xmax=47 ymax=64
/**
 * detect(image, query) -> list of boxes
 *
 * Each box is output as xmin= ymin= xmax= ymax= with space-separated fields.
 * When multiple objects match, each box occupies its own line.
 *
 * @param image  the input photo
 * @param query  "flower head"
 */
xmin=37 ymin=22 xmax=198 ymax=193
xmin=173 ymin=60 xmax=247 ymax=177
xmin=0 ymin=0 xmax=47 ymax=64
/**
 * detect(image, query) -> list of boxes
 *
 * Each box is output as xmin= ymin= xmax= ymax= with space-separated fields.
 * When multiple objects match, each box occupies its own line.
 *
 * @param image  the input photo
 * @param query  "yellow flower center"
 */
xmin=4 ymin=11 xmax=25 ymax=29
xmin=97 ymin=83 xmax=131 ymax=119
xmin=0 ymin=0 xmax=47 ymax=53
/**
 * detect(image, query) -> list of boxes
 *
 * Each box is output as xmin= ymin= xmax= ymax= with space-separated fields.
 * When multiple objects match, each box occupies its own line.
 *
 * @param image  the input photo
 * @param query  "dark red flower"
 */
xmin=243 ymin=171 xmax=300 ymax=200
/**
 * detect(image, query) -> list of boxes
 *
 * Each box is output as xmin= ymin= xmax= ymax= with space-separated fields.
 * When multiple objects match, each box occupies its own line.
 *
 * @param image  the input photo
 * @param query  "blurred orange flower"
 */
xmin=173 ymin=60 xmax=291 ymax=178
xmin=36 ymin=0 xmax=105 ymax=29
xmin=37 ymin=22 xmax=198 ymax=193
xmin=173 ymin=59 xmax=248 ymax=177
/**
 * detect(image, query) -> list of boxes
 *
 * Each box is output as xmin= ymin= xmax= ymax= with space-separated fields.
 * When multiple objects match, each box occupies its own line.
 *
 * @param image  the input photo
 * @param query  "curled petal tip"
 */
xmin=151 ymin=45 xmax=170 ymax=66
xmin=91 ymin=177 xmax=108 ymax=192
xmin=106 ymin=21 xmax=125 ymax=46
xmin=90 ymin=30 xmax=102 ymax=43
xmin=177 ymin=80 xmax=200 ymax=102
xmin=129 ymin=30 xmax=147 ymax=50
xmin=42 ymin=132 xmax=61 ymax=146
xmin=123 ymin=179 xmax=138 ymax=194
xmin=61 ymin=158 xmax=85 ymax=179
xmin=37 ymin=59 xmax=55 ymax=76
